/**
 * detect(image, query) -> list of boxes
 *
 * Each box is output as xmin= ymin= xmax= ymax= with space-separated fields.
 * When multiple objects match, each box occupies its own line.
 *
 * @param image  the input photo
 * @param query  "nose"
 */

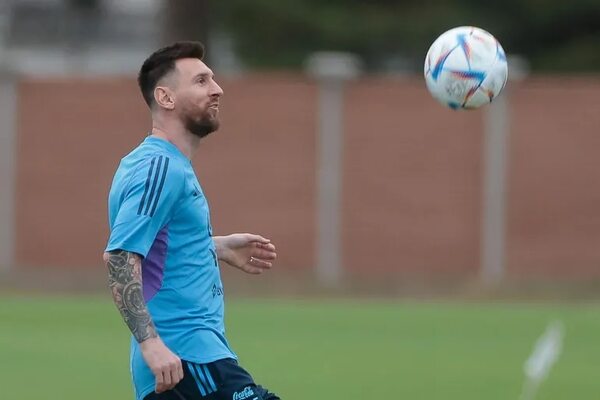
xmin=210 ymin=80 xmax=224 ymax=97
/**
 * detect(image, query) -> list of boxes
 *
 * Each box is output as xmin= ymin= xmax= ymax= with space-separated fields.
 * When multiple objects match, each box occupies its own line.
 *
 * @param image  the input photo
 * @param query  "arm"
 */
xmin=105 ymin=156 xmax=187 ymax=393
xmin=104 ymin=250 xmax=157 ymax=342
xmin=213 ymin=233 xmax=277 ymax=274
xmin=103 ymin=250 xmax=183 ymax=393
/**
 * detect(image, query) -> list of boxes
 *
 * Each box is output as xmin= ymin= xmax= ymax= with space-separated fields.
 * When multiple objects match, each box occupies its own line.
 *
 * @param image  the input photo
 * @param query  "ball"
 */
xmin=424 ymin=26 xmax=508 ymax=110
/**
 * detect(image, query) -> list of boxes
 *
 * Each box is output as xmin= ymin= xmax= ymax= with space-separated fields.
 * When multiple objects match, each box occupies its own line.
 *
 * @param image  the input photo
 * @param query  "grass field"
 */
xmin=1 ymin=296 xmax=598 ymax=400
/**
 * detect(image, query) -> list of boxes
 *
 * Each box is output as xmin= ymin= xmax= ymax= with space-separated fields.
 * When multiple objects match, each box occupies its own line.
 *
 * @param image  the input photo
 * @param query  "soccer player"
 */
xmin=103 ymin=41 xmax=281 ymax=400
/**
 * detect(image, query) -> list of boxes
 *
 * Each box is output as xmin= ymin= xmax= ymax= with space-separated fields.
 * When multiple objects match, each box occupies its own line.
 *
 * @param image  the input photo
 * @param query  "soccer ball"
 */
xmin=424 ymin=26 xmax=508 ymax=110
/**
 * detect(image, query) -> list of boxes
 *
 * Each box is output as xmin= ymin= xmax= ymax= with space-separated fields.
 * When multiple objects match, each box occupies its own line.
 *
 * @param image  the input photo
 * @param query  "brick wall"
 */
xmin=14 ymin=74 xmax=600 ymax=280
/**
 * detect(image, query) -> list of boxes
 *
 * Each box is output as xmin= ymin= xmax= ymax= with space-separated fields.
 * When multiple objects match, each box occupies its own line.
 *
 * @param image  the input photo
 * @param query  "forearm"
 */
xmin=104 ymin=250 xmax=157 ymax=343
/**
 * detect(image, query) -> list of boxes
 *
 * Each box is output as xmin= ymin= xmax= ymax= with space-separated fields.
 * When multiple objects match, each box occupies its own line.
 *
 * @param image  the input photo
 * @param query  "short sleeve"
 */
xmin=106 ymin=155 xmax=183 ymax=257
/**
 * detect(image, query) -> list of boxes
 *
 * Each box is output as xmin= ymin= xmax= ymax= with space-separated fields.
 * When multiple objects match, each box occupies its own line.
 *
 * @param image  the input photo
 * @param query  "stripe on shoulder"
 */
xmin=137 ymin=155 xmax=170 ymax=216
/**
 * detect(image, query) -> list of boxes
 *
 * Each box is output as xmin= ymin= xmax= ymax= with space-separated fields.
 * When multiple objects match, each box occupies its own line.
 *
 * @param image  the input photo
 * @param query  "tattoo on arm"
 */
xmin=105 ymin=250 xmax=157 ymax=343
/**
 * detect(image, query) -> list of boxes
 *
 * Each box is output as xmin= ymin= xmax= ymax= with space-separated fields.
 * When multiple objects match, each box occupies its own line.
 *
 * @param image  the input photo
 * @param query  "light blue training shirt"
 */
xmin=106 ymin=136 xmax=236 ymax=399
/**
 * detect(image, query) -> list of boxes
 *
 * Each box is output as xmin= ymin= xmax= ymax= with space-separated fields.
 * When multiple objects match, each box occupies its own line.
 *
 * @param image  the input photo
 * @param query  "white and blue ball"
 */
xmin=424 ymin=26 xmax=508 ymax=110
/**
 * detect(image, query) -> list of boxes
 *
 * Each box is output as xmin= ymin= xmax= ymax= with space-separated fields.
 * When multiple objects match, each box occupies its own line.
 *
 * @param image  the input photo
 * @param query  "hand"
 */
xmin=214 ymin=233 xmax=277 ymax=274
xmin=140 ymin=337 xmax=184 ymax=393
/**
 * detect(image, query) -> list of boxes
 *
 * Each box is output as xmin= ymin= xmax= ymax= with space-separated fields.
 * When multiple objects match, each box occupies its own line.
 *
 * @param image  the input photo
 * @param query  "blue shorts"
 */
xmin=143 ymin=358 xmax=280 ymax=400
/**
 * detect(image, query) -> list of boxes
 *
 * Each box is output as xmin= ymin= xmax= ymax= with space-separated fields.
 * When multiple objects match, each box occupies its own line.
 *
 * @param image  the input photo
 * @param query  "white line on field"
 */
xmin=519 ymin=320 xmax=564 ymax=400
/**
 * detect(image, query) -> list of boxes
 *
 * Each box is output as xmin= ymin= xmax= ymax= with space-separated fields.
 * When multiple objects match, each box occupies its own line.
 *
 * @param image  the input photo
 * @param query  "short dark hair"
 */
xmin=137 ymin=41 xmax=205 ymax=108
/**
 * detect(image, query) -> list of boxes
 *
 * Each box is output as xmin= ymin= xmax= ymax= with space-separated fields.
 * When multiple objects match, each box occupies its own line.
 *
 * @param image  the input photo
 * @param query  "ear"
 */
xmin=154 ymin=86 xmax=175 ymax=110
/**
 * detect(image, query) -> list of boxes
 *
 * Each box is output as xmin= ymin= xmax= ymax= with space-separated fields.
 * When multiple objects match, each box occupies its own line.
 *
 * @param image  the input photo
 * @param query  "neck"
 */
xmin=150 ymin=120 xmax=200 ymax=160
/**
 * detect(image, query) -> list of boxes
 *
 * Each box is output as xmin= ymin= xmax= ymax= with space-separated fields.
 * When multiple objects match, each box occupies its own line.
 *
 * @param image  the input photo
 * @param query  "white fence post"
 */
xmin=306 ymin=52 xmax=361 ymax=287
xmin=0 ymin=73 xmax=17 ymax=272
xmin=481 ymin=56 xmax=529 ymax=284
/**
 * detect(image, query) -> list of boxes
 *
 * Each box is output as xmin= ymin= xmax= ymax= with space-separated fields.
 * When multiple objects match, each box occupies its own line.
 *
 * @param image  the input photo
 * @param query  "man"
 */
xmin=103 ymin=41 xmax=281 ymax=400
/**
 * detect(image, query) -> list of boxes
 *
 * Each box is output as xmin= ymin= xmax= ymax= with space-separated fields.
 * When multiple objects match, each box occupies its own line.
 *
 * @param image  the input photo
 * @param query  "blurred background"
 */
xmin=0 ymin=1 xmax=599 ymax=399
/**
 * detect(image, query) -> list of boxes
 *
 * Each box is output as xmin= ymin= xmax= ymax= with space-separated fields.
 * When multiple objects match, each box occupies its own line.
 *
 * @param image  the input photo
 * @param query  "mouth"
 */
xmin=208 ymin=103 xmax=219 ymax=111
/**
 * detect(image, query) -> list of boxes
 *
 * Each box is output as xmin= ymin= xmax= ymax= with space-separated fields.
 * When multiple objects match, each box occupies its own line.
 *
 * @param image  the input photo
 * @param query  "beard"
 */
xmin=183 ymin=109 xmax=220 ymax=139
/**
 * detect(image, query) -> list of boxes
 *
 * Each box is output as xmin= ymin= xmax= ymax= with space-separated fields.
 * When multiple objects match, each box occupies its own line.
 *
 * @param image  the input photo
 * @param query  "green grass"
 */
xmin=1 ymin=296 xmax=598 ymax=399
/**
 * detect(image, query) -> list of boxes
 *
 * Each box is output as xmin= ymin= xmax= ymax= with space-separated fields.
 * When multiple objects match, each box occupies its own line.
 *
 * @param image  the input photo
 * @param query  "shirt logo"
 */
xmin=192 ymin=184 xmax=201 ymax=198
xmin=212 ymin=284 xmax=224 ymax=298
xmin=233 ymin=387 xmax=256 ymax=400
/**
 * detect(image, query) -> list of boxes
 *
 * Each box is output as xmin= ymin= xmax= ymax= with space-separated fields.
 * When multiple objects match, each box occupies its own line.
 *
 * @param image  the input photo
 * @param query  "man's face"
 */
xmin=171 ymin=58 xmax=223 ymax=138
